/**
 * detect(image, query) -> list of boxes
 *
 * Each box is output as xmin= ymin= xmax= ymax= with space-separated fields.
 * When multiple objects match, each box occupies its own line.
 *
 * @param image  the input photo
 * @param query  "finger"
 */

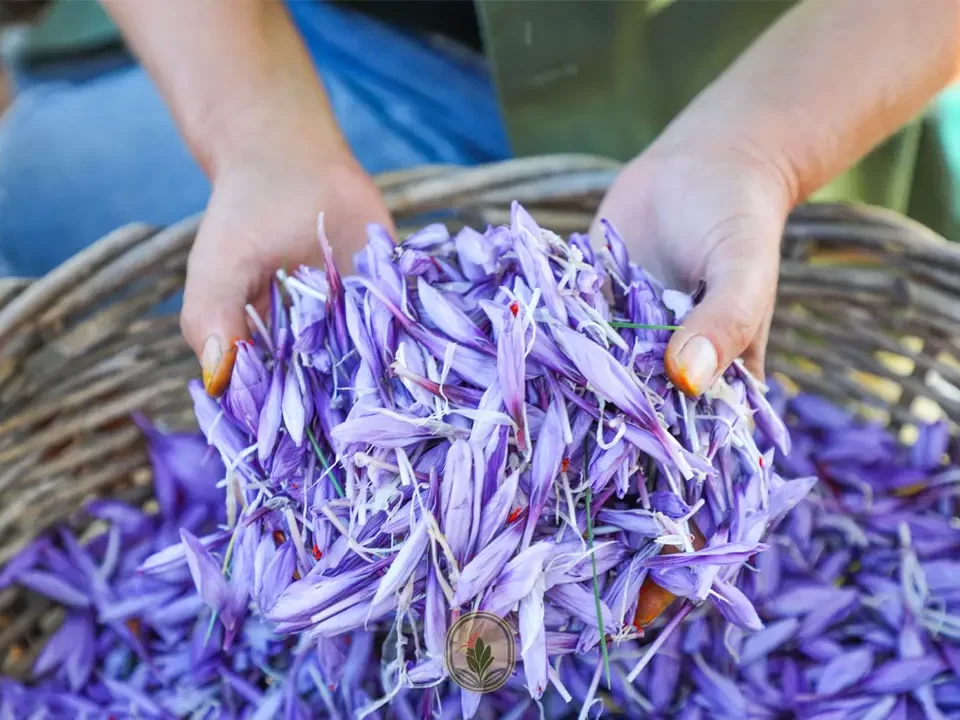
xmin=665 ymin=233 xmax=779 ymax=397
xmin=741 ymin=298 xmax=773 ymax=382
xmin=180 ymin=230 xmax=259 ymax=397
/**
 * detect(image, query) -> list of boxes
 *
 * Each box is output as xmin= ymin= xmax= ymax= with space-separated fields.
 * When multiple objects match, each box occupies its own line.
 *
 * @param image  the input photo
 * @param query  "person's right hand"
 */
xmin=180 ymin=131 xmax=394 ymax=397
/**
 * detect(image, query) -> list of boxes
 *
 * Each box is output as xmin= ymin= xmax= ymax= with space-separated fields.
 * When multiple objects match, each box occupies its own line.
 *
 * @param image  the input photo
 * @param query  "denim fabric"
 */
xmin=0 ymin=1 xmax=509 ymax=278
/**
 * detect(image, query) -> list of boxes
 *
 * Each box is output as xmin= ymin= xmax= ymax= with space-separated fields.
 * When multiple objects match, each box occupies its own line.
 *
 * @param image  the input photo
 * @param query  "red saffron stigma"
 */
xmin=507 ymin=507 xmax=522 ymax=524
xmin=758 ymin=455 xmax=765 ymax=468
xmin=561 ymin=457 xmax=570 ymax=473
xmin=312 ymin=544 xmax=323 ymax=560
xmin=272 ymin=530 xmax=287 ymax=546
xmin=509 ymin=301 xmax=520 ymax=317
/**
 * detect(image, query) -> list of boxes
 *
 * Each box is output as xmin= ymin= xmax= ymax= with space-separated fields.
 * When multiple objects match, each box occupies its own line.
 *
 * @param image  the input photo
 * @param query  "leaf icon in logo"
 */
xmin=475 ymin=638 xmax=494 ymax=679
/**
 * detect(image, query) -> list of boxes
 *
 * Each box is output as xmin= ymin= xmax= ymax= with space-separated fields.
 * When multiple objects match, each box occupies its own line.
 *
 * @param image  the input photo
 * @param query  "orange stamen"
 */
xmin=272 ymin=530 xmax=286 ymax=546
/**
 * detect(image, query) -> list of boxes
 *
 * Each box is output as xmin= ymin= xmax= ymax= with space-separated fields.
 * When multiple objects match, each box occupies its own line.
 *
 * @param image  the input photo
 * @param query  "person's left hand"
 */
xmin=592 ymin=132 xmax=797 ymax=396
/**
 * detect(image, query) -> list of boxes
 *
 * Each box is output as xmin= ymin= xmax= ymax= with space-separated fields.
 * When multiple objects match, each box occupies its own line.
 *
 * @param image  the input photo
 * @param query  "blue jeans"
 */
xmin=0 ymin=1 xmax=510 ymax=278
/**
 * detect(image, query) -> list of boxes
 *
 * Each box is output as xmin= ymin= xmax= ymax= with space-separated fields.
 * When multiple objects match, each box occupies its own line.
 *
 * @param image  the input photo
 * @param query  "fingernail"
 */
xmin=201 ymin=335 xmax=224 ymax=395
xmin=670 ymin=335 xmax=718 ymax=396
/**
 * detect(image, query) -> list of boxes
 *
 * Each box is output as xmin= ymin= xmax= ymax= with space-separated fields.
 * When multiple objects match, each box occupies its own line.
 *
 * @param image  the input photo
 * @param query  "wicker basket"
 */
xmin=1 ymin=153 xmax=959 ymax=677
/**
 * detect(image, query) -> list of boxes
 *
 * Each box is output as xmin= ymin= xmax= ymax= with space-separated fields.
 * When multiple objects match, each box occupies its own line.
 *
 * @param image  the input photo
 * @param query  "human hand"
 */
xmin=592 ymin=134 xmax=797 ymax=396
xmin=181 ymin=140 xmax=394 ymax=397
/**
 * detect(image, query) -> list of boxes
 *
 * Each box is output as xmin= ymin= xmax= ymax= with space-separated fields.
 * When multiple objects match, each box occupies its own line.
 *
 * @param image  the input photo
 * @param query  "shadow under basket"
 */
xmin=0 ymin=153 xmax=959 ymax=676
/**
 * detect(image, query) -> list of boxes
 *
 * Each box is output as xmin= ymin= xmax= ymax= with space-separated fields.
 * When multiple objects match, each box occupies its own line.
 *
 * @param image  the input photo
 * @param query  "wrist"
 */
xmin=653 ymin=109 xmax=802 ymax=217
xmin=189 ymin=83 xmax=350 ymax=181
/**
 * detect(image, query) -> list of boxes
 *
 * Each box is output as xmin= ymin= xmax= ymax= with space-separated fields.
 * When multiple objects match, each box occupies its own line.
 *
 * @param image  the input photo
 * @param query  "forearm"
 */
xmin=102 ymin=0 xmax=345 ymax=176
xmin=664 ymin=0 xmax=960 ymax=204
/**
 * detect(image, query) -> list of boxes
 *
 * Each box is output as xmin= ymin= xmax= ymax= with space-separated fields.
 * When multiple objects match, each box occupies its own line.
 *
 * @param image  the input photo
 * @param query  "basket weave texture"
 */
xmin=1 ymin=153 xmax=959 ymax=675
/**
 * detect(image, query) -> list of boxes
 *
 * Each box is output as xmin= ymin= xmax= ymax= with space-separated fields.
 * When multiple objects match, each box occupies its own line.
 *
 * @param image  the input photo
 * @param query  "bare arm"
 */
xmin=101 ymin=0 xmax=392 ymax=394
xmin=102 ymin=0 xmax=346 ymax=175
xmin=599 ymin=0 xmax=960 ymax=399
xmin=664 ymin=0 xmax=960 ymax=203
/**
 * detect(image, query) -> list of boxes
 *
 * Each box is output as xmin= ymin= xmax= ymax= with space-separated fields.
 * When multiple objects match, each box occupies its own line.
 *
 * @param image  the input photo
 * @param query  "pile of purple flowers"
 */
xmin=543 ymin=390 xmax=960 ymax=719
xmin=11 ymin=203 xmax=955 ymax=719
xmin=148 ymin=203 xmax=811 ymax=715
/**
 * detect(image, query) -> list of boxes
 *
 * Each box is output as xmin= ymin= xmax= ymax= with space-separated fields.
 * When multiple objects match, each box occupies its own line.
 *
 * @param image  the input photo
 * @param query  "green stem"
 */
xmin=306 ymin=426 xmax=345 ymax=498
xmin=585 ymin=485 xmax=611 ymax=689
xmin=608 ymin=321 xmax=683 ymax=331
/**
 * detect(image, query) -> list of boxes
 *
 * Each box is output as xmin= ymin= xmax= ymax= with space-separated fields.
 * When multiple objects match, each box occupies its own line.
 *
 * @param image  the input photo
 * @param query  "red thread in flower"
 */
xmin=291 ymin=482 xmax=298 ymax=490
xmin=561 ymin=457 xmax=570 ymax=473
xmin=507 ymin=507 xmax=522 ymax=524
xmin=758 ymin=455 xmax=764 ymax=468
xmin=509 ymin=301 xmax=520 ymax=317
xmin=312 ymin=544 xmax=323 ymax=560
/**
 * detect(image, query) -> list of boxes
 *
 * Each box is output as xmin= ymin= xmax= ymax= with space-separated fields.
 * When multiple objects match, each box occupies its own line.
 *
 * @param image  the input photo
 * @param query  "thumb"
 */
xmin=180 ymin=237 xmax=256 ymax=398
xmin=665 ymin=234 xmax=779 ymax=397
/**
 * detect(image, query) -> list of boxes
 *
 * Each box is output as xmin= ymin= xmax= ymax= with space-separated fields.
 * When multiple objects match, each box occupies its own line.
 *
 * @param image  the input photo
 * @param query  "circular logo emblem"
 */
xmin=445 ymin=611 xmax=516 ymax=693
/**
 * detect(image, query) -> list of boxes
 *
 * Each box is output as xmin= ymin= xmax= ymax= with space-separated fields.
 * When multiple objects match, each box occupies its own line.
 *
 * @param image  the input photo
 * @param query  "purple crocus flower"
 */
xmin=223 ymin=341 xmax=270 ymax=435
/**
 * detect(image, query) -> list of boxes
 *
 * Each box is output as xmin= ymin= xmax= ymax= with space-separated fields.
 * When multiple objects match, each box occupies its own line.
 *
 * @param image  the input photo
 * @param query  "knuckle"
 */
xmin=723 ymin=296 xmax=759 ymax=354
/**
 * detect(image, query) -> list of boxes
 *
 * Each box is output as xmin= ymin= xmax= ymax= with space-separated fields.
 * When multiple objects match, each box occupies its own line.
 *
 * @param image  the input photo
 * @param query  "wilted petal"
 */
xmin=223 ymin=342 xmax=269 ymax=435
xmin=257 ymin=361 xmax=284 ymax=464
xmin=511 ymin=202 xmax=566 ymax=324
xmin=595 ymin=508 xmax=662 ymax=537
xmin=693 ymin=652 xmax=747 ymax=718
xmin=441 ymin=440 xmax=475 ymax=565
xmin=545 ymin=582 xmax=615 ymax=632
xmin=497 ymin=302 xmax=530 ymax=452
xmin=738 ymin=618 xmax=799 ymax=667
xmin=331 ymin=408 xmax=466 ymax=450
xmin=417 ymin=277 xmax=493 ymax=353
xmin=649 ymin=491 xmax=691 ymax=519
xmin=371 ymin=518 xmax=430 ymax=607
xmin=523 ymin=399 xmax=565 ymax=548
xmin=180 ymin=529 xmax=232 ymax=629
xmin=281 ymin=361 xmax=306 ymax=447
xmin=815 ymin=647 xmax=874 ymax=695
xmin=255 ymin=539 xmax=296 ymax=613
xmin=643 ymin=543 xmax=764 ymax=569
xmin=712 ymin=577 xmax=763 ymax=632
xmin=796 ymin=588 xmax=859 ymax=640
xmin=17 ymin=570 xmax=89 ymax=608
xmin=454 ymin=519 xmax=524 ymax=607
xmin=861 ymin=656 xmax=947 ymax=694
xmin=425 ymin=561 xmax=447 ymax=664
xmin=519 ymin=578 xmax=548 ymax=699
xmin=649 ymin=625 xmax=682 ymax=711
xmin=765 ymin=584 xmax=848 ymax=617
xmin=481 ymin=543 xmax=554 ymax=616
